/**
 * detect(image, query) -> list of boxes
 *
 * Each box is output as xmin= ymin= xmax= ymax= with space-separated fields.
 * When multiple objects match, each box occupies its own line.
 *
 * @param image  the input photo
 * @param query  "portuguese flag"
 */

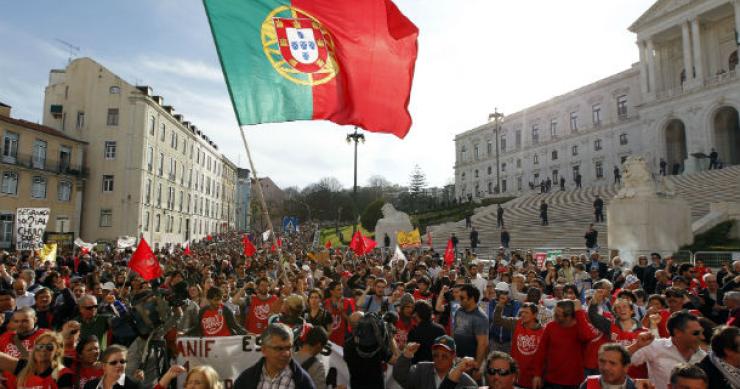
xmin=203 ymin=0 xmax=418 ymax=138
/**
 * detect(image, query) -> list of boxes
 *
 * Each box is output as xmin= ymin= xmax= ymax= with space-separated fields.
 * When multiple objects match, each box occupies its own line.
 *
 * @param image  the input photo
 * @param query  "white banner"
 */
xmin=175 ymin=336 xmax=350 ymax=389
xmin=15 ymin=208 xmax=50 ymax=251
xmin=117 ymin=236 xmax=137 ymax=249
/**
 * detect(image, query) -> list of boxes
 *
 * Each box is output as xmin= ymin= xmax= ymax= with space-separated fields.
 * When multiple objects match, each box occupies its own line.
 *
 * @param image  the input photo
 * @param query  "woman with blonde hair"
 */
xmin=0 ymin=331 xmax=75 ymax=389
xmin=155 ymin=364 xmax=223 ymax=389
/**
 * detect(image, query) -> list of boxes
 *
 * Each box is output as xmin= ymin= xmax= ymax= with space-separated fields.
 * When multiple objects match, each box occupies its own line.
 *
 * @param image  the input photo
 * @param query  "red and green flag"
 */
xmin=203 ymin=0 xmax=418 ymax=138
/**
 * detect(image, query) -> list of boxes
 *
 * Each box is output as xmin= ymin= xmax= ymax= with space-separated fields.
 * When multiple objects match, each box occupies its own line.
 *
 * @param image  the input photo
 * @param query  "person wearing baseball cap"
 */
xmin=393 ymin=335 xmax=476 ymax=389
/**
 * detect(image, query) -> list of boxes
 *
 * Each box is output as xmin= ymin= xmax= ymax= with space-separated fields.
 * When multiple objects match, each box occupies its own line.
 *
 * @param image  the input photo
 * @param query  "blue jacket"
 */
xmin=487 ymin=299 xmax=520 ymax=343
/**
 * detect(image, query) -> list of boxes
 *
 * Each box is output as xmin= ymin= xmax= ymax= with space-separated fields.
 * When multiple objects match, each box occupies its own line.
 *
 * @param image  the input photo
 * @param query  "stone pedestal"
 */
xmin=683 ymin=156 xmax=709 ymax=175
xmin=607 ymin=196 xmax=693 ymax=260
xmin=375 ymin=204 xmax=413 ymax=249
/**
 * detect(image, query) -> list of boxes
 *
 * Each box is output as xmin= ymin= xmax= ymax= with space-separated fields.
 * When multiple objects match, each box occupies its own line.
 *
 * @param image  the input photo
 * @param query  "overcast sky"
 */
xmin=0 ymin=0 xmax=654 ymax=190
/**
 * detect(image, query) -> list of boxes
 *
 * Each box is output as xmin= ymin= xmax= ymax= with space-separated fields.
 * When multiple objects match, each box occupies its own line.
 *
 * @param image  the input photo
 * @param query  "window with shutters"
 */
xmin=107 ymin=109 xmax=119 ymax=126
xmin=58 ymin=180 xmax=71 ymax=201
xmin=31 ymin=176 xmax=46 ymax=199
xmin=100 ymin=209 xmax=112 ymax=227
xmin=1 ymin=172 xmax=17 ymax=195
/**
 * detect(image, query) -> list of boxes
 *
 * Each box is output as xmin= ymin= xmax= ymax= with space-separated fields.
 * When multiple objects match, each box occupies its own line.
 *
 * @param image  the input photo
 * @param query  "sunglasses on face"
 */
xmin=106 ymin=359 xmax=127 ymax=366
xmin=34 ymin=344 xmax=55 ymax=351
xmin=486 ymin=367 xmax=513 ymax=376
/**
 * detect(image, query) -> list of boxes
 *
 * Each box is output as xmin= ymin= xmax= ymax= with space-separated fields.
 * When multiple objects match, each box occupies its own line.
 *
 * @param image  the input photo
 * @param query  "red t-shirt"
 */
xmin=394 ymin=318 xmax=417 ymax=349
xmin=77 ymin=366 xmax=104 ymax=389
xmin=511 ymin=322 xmax=545 ymax=389
xmin=325 ymin=298 xmax=354 ymax=346
xmin=6 ymin=360 xmax=74 ymax=389
xmin=534 ymin=310 xmax=599 ymax=386
xmin=200 ymin=304 xmax=232 ymax=337
xmin=245 ymin=295 xmax=278 ymax=335
xmin=0 ymin=329 xmax=48 ymax=358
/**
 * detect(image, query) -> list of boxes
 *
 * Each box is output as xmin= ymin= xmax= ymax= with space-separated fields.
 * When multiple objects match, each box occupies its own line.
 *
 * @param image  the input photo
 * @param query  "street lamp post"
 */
xmin=488 ymin=109 xmax=504 ymax=194
xmin=346 ymin=127 xmax=365 ymax=236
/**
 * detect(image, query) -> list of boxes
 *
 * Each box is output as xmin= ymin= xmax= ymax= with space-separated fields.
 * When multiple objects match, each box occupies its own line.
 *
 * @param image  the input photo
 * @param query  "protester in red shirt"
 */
xmin=0 ymin=308 xmax=48 ymax=359
xmin=588 ymin=293 xmax=649 ymax=379
xmin=70 ymin=336 xmax=103 ymax=389
xmin=0 ymin=331 xmax=74 ymax=389
xmin=240 ymin=277 xmax=279 ymax=335
xmin=493 ymin=294 xmax=544 ymax=389
xmin=394 ymin=293 xmax=417 ymax=349
xmin=189 ymin=287 xmax=246 ymax=337
xmin=532 ymin=299 xmax=599 ymax=389
xmin=324 ymin=281 xmax=355 ymax=346
xmin=412 ymin=276 xmax=433 ymax=303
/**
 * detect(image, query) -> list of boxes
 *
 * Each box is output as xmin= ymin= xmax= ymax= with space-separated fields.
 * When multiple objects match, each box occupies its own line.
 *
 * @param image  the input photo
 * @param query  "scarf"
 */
xmin=710 ymin=350 xmax=740 ymax=389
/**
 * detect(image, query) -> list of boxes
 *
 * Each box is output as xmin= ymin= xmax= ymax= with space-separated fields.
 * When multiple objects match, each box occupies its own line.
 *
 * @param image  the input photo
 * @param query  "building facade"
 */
xmin=0 ymin=103 xmax=86 ymax=248
xmin=455 ymin=0 xmax=740 ymax=200
xmin=220 ymin=157 xmax=238 ymax=232
xmin=235 ymin=168 xmax=251 ymax=232
xmin=42 ymin=58 xmax=238 ymax=248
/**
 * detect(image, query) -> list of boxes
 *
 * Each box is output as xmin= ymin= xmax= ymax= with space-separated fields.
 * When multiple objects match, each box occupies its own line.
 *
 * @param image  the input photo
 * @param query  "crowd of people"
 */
xmin=0 ymin=224 xmax=736 ymax=389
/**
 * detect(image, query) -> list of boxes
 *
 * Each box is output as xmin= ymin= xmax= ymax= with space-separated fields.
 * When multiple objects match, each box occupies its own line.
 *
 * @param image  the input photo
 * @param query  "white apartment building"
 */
xmin=455 ymin=0 xmax=740 ymax=200
xmin=42 ymin=57 xmax=238 ymax=247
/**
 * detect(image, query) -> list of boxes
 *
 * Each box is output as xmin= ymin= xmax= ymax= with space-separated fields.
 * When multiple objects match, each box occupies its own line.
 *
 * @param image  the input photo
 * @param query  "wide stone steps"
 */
xmin=429 ymin=166 xmax=740 ymax=257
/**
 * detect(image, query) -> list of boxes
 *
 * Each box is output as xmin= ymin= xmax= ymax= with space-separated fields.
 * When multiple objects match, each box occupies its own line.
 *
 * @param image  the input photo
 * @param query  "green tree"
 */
xmin=409 ymin=165 xmax=427 ymax=197
xmin=361 ymin=198 xmax=385 ymax=232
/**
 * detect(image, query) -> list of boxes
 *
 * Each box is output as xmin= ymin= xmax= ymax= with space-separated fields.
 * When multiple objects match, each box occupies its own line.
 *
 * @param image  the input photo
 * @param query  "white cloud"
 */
xmin=137 ymin=56 xmax=224 ymax=82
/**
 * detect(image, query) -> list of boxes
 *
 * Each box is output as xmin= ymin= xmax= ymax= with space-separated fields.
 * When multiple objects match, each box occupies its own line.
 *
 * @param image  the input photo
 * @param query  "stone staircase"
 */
xmin=429 ymin=166 xmax=740 ymax=258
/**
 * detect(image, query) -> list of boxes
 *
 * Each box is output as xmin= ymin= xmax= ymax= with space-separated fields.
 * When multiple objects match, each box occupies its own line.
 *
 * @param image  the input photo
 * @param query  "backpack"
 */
xmin=352 ymin=312 xmax=390 ymax=359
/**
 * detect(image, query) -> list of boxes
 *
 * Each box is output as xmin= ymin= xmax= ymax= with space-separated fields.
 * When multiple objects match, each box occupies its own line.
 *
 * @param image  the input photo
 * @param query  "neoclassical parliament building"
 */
xmin=455 ymin=0 xmax=740 ymax=200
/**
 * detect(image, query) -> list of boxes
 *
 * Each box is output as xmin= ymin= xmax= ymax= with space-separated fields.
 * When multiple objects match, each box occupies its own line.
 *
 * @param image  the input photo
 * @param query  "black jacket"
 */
xmin=697 ymin=355 xmax=734 ymax=389
xmin=84 ymin=376 xmax=145 ymax=389
xmin=234 ymin=357 xmax=316 ymax=389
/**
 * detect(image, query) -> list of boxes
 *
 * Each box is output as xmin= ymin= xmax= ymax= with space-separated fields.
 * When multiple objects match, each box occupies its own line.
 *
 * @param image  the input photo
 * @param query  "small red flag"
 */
xmin=325 ymin=240 xmax=332 ymax=249
xmin=350 ymin=231 xmax=377 ymax=256
xmin=243 ymin=239 xmax=256 ymax=257
xmin=444 ymin=239 xmax=455 ymax=266
xmin=128 ymin=237 xmax=162 ymax=281
xmin=206 ymin=234 xmax=213 ymax=241
xmin=270 ymin=243 xmax=277 ymax=252
xmin=183 ymin=244 xmax=192 ymax=256
xmin=277 ymin=237 xmax=283 ymax=248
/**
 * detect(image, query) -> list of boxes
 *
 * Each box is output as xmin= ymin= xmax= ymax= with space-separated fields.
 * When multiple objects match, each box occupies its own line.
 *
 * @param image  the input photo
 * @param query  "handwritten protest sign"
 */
xmin=15 ymin=208 xmax=50 ymax=251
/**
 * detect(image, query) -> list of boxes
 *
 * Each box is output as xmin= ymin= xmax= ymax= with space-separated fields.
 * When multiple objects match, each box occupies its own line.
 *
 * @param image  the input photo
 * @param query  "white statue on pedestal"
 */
xmin=375 ymin=203 xmax=413 ymax=249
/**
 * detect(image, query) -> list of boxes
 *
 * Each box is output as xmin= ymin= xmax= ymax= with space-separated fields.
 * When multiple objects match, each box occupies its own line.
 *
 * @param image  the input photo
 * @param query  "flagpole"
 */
xmin=236 ymin=125 xmax=285 ymax=280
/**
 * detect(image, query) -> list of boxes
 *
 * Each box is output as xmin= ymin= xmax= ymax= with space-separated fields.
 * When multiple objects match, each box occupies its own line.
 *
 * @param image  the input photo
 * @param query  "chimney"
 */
xmin=0 ymin=102 xmax=10 ymax=117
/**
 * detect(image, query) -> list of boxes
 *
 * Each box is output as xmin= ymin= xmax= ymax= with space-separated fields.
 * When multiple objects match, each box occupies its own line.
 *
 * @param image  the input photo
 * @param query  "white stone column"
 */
xmin=681 ymin=21 xmax=693 ymax=85
xmin=691 ymin=18 xmax=704 ymax=84
xmin=647 ymin=39 xmax=657 ymax=93
xmin=638 ymin=40 xmax=649 ymax=94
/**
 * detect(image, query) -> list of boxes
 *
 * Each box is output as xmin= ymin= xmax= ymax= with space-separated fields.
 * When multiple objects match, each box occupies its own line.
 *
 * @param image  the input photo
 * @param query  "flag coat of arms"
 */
xmin=203 ymin=0 xmax=419 ymax=138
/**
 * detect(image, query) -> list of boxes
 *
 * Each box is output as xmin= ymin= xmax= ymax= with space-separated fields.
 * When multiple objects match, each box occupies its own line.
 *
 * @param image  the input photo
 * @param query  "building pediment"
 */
xmin=629 ymin=0 xmax=695 ymax=32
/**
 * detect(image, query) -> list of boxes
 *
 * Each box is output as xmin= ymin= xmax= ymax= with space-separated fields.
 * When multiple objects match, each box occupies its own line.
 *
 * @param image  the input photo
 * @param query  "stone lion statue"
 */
xmin=615 ymin=156 xmax=659 ymax=198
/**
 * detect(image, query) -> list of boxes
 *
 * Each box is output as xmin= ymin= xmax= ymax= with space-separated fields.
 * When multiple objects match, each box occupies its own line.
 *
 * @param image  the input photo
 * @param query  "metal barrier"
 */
xmin=672 ymin=250 xmax=694 ymax=264
xmin=694 ymin=251 xmax=740 ymax=268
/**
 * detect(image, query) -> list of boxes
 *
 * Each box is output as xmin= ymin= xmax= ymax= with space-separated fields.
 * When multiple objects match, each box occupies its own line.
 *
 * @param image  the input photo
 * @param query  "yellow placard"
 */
xmin=396 ymin=229 xmax=422 ymax=248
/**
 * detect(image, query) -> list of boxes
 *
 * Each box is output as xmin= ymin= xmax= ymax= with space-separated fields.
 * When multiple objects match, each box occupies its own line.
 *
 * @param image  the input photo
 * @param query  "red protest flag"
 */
xmin=325 ymin=240 xmax=332 ymax=249
xmin=183 ymin=244 xmax=192 ymax=256
xmin=444 ymin=239 xmax=455 ymax=266
xmin=270 ymin=244 xmax=277 ymax=253
xmin=243 ymin=239 xmax=257 ymax=257
xmin=277 ymin=237 xmax=283 ymax=248
xmin=361 ymin=235 xmax=377 ymax=255
xmin=206 ymin=234 xmax=213 ymax=241
xmin=349 ymin=231 xmax=363 ymax=256
xmin=128 ymin=237 xmax=162 ymax=281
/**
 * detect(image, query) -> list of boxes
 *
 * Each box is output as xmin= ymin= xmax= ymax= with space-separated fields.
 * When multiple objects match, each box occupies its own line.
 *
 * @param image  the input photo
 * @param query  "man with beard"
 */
xmin=242 ymin=277 xmax=280 ymax=335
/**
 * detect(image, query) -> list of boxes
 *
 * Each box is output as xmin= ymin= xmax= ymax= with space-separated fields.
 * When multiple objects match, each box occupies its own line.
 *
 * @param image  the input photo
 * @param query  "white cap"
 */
xmin=495 ymin=281 xmax=510 ymax=292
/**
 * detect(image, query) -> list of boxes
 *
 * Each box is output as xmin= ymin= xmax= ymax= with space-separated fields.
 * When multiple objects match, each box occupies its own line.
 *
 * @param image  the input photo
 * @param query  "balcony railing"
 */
xmin=0 ymin=153 xmax=87 ymax=177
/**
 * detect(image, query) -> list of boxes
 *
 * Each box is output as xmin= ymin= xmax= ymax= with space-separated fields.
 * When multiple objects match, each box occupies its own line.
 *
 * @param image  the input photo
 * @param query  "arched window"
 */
xmin=730 ymin=51 xmax=738 ymax=71
xmin=109 ymin=86 xmax=121 ymax=94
